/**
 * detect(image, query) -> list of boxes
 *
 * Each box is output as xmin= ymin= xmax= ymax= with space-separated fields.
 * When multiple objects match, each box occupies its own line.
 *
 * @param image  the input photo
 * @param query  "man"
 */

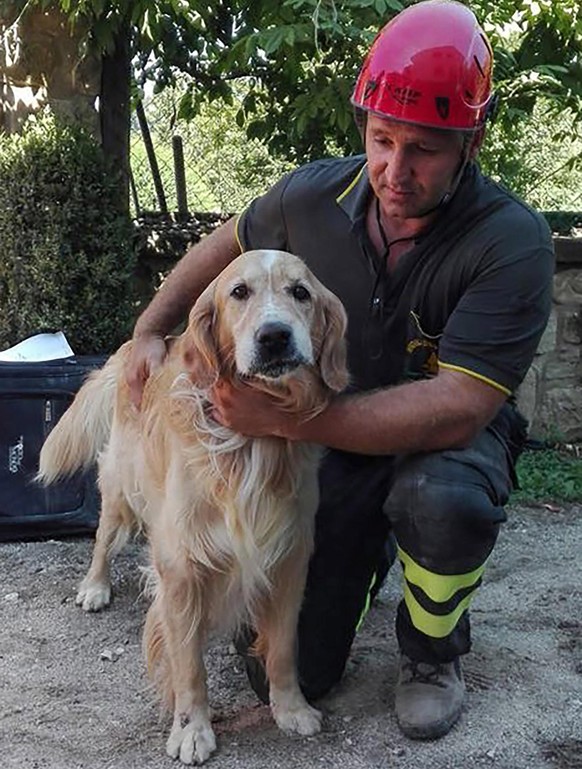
xmin=127 ymin=0 xmax=554 ymax=740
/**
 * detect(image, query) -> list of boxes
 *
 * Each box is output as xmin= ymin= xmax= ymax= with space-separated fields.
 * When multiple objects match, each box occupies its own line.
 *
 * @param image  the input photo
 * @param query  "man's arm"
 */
xmin=212 ymin=368 xmax=508 ymax=455
xmin=127 ymin=216 xmax=241 ymax=406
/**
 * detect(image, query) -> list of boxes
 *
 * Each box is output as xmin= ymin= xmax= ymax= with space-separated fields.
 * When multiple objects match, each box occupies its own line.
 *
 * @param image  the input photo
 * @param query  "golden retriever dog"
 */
xmin=38 ymin=249 xmax=349 ymax=764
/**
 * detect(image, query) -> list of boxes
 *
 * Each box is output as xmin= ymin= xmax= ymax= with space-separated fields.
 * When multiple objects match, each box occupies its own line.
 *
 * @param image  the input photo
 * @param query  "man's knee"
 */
xmin=383 ymin=448 xmax=508 ymax=572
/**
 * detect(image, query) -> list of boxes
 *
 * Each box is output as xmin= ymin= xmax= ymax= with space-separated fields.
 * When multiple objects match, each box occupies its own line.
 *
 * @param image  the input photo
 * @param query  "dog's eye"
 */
xmin=290 ymin=284 xmax=311 ymax=302
xmin=231 ymin=284 xmax=250 ymax=300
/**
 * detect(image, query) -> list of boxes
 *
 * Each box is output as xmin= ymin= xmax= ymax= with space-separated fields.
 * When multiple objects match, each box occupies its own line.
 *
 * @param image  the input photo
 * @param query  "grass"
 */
xmin=512 ymin=446 xmax=582 ymax=504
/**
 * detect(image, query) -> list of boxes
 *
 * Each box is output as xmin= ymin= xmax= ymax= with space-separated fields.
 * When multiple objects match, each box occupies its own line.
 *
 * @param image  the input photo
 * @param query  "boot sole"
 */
xmin=397 ymin=705 xmax=463 ymax=741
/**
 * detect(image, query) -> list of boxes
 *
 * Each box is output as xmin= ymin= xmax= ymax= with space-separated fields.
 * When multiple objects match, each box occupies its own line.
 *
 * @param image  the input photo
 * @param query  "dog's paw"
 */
xmin=273 ymin=700 xmax=323 ymax=736
xmin=166 ymin=720 xmax=217 ymax=765
xmin=75 ymin=580 xmax=111 ymax=612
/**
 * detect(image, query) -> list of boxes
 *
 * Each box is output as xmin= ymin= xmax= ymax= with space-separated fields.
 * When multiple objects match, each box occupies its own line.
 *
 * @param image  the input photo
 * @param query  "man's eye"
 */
xmin=291 ymin=284 xmax=311 ymax=302
xmin=231 ymin=284 xmax=250 ymax=300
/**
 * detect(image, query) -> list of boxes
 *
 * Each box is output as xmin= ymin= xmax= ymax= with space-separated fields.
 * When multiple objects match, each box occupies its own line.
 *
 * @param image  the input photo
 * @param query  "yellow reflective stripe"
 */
xmin=234 ymin=214 xmax=245 ymax=253
xmin=355 ymin=571 xmax=377 ymax=633
xmin=403 ymin=581 xmax=477 ymax=638
xmin=335 ymin=163 xmax=367 ymax=204
xmin=437 ymin=360 xmax=511 ymax=396
xmin=397 ymin=546 xmax=486 ymax=603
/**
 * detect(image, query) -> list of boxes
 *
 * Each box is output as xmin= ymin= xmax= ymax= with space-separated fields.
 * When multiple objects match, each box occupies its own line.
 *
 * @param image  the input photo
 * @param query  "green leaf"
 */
xmin=177 ymin=90 xmax=196 ymax=121
xmin=247 ymin=120 xmax=266 ymax=140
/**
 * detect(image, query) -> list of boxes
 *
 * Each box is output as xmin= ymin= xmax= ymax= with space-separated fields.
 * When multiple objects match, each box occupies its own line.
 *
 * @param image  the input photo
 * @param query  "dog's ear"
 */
xmin=318 ymin=289 xmax=350 ymax=393
xmin=182 ymin=280 xmax=220 ymax=387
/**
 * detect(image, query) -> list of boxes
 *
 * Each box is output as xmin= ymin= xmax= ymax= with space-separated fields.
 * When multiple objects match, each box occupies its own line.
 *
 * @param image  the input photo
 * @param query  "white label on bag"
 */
xmin=8 ymin=436 xmax=24 ymax=473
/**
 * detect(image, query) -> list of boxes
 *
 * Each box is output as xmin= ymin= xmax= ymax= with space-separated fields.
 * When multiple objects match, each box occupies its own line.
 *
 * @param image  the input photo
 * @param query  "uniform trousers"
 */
xmin=295 ymin=403 xmax=526 ymax=700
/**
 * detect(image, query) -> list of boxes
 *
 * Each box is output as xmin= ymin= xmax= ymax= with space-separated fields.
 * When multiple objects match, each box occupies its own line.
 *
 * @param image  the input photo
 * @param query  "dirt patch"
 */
xmin=1 ymin=502 xmax=581 ymax=769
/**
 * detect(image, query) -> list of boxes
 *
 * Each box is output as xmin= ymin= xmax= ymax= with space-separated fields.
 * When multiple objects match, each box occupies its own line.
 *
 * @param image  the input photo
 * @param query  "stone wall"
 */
xmin=517 ymin=238 xmax=582 ymax=441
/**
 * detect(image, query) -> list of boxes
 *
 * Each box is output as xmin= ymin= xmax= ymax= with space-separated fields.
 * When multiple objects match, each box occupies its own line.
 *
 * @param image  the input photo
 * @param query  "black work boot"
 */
xmin=395 ymin=655 xmax=465 ymax=739
xmin=233 ymin=625 xmax=270 ymax=705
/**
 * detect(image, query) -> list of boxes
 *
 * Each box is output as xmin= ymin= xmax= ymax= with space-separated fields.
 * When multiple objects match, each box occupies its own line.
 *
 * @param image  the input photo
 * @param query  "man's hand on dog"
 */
xmin=211 ymin=380 xmax=300 ymax=439
xmin=126 ymin=334 xmax=168 ymax=409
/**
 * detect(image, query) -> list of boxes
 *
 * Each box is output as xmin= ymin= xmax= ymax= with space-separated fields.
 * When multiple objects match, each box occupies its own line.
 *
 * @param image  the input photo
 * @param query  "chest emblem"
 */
xmin=405 ymin=311 xmax=442 ymax=378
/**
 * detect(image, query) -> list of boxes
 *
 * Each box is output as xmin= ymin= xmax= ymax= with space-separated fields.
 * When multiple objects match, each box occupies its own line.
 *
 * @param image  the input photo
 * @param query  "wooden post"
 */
xmin=135 ymin=98 xmax=168 ymax=215
xmin=172 ymin=134 xmax=188 ymax=220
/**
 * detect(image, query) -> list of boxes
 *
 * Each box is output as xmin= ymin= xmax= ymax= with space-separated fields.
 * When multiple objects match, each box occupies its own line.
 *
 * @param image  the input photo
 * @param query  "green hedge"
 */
xmin=541 ymin=211 xmax=582 ymax=237
xmin=0 ymin=110 xmax=136 ymax=355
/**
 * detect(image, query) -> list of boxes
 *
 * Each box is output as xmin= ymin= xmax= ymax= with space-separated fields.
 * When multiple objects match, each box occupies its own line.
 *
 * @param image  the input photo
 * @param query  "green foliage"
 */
xmin=473 ymin=0 xmax=582 ymax=127
xmin=479 ymin=100 xmax=582 ymax=210
xmin=512 ymin=448 xmax=582 ymax=504
xmin=131 ymin=84 xmax=293 ymax=214
xmin=542 ymin=211 xmax=582 ymax=235
xmin=0 ymin=109 xmax=136 ymax=355
xmin=24 ymin=0 xmax=404 ymax=161
xmin=35 ymin=0 xmax=582 ymax=163
xmin=21 ymin=0 xmax=582 ymax=199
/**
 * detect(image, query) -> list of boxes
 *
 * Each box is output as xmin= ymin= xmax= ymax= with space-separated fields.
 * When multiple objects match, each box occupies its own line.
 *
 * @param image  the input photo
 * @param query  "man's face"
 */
xmin=365 ymin=114 xmax=466 ymax=221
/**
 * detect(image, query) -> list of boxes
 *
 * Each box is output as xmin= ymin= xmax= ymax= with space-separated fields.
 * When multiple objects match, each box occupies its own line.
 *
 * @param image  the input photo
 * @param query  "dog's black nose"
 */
xmin=256 ymin=322 xmax=292 ymax=358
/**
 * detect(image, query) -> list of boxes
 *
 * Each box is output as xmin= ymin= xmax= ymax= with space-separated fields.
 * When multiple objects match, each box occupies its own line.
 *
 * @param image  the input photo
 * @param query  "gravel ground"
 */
xmin=1 ymin=502 xmax=581 ymax=769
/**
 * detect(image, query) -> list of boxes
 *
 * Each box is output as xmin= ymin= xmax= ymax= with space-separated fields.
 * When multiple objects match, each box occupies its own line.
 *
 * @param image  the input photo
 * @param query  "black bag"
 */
xmin=0 ymin=356 xmax=107 ymax=541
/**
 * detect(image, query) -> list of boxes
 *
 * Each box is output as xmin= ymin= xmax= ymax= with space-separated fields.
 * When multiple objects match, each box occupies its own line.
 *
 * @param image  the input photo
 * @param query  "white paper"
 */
xmin=0 ymin=332 xmax=75 ymax=362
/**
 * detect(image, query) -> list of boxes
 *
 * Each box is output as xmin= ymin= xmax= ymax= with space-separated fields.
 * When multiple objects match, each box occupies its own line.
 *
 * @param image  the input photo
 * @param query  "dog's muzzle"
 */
xmin=250 ymin=321 xmax=306 ymax=378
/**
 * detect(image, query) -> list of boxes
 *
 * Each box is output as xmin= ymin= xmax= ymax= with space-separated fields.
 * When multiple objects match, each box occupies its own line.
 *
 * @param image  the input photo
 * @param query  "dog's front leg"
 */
xmin=260 ymin=544 xmax=322 ymax=737
xmin=166 ymin=680 xmax=216 ymax=766
xmin=158 ymin=574 xmax=216 ymax=765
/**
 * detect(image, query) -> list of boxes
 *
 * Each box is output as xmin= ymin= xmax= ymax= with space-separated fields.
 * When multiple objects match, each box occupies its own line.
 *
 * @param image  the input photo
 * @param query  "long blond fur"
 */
xmin=42 ymin=251 xmax=348 ymax=762
xmin=37 ymin=353 xmax=121 ymax=484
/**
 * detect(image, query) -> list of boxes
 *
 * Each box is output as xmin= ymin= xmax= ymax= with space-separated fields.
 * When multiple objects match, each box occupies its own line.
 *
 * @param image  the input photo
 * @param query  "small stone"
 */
xmin=114 ymin=646 xmax=125 ymax=657
xmin=4 ymin=592 xmax=19 ymax=602
xmin=100 ymin=649 xmax=115 ymax=662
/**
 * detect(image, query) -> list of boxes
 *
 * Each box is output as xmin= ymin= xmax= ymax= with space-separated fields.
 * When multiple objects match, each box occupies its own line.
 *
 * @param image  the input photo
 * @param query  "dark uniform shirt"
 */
xmin=236 ymin=155 xmax=555 ymax=396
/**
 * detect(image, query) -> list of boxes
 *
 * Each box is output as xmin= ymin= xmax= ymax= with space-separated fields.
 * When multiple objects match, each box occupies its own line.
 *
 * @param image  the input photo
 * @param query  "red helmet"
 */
xmin=352 ymin=0 xmax=495 ymax=131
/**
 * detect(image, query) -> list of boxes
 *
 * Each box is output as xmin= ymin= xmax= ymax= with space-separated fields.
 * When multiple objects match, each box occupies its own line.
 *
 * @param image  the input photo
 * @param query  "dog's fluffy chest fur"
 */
xmin=142 ymin=381 xmax=321 ymax=628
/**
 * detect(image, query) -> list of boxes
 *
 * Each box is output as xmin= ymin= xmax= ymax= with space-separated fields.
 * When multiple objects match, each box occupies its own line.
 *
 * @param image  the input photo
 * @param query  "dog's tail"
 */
xmin=37 ymin=356 xmax=120 ymax=484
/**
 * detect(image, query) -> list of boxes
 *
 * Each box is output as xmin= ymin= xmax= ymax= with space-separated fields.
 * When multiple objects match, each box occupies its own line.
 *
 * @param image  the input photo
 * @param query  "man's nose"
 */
xmin=385 ymin=147 xmax=411 ymax=187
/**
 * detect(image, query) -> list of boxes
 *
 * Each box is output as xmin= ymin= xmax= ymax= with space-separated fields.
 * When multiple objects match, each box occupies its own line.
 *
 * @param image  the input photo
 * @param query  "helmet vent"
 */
xmin=473 ymin=55 xmax=485 ymax=78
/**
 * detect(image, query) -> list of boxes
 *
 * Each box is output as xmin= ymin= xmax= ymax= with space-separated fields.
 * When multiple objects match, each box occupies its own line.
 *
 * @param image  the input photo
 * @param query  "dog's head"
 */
xmin=182 ymin=250 xmax=349 ymax=397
